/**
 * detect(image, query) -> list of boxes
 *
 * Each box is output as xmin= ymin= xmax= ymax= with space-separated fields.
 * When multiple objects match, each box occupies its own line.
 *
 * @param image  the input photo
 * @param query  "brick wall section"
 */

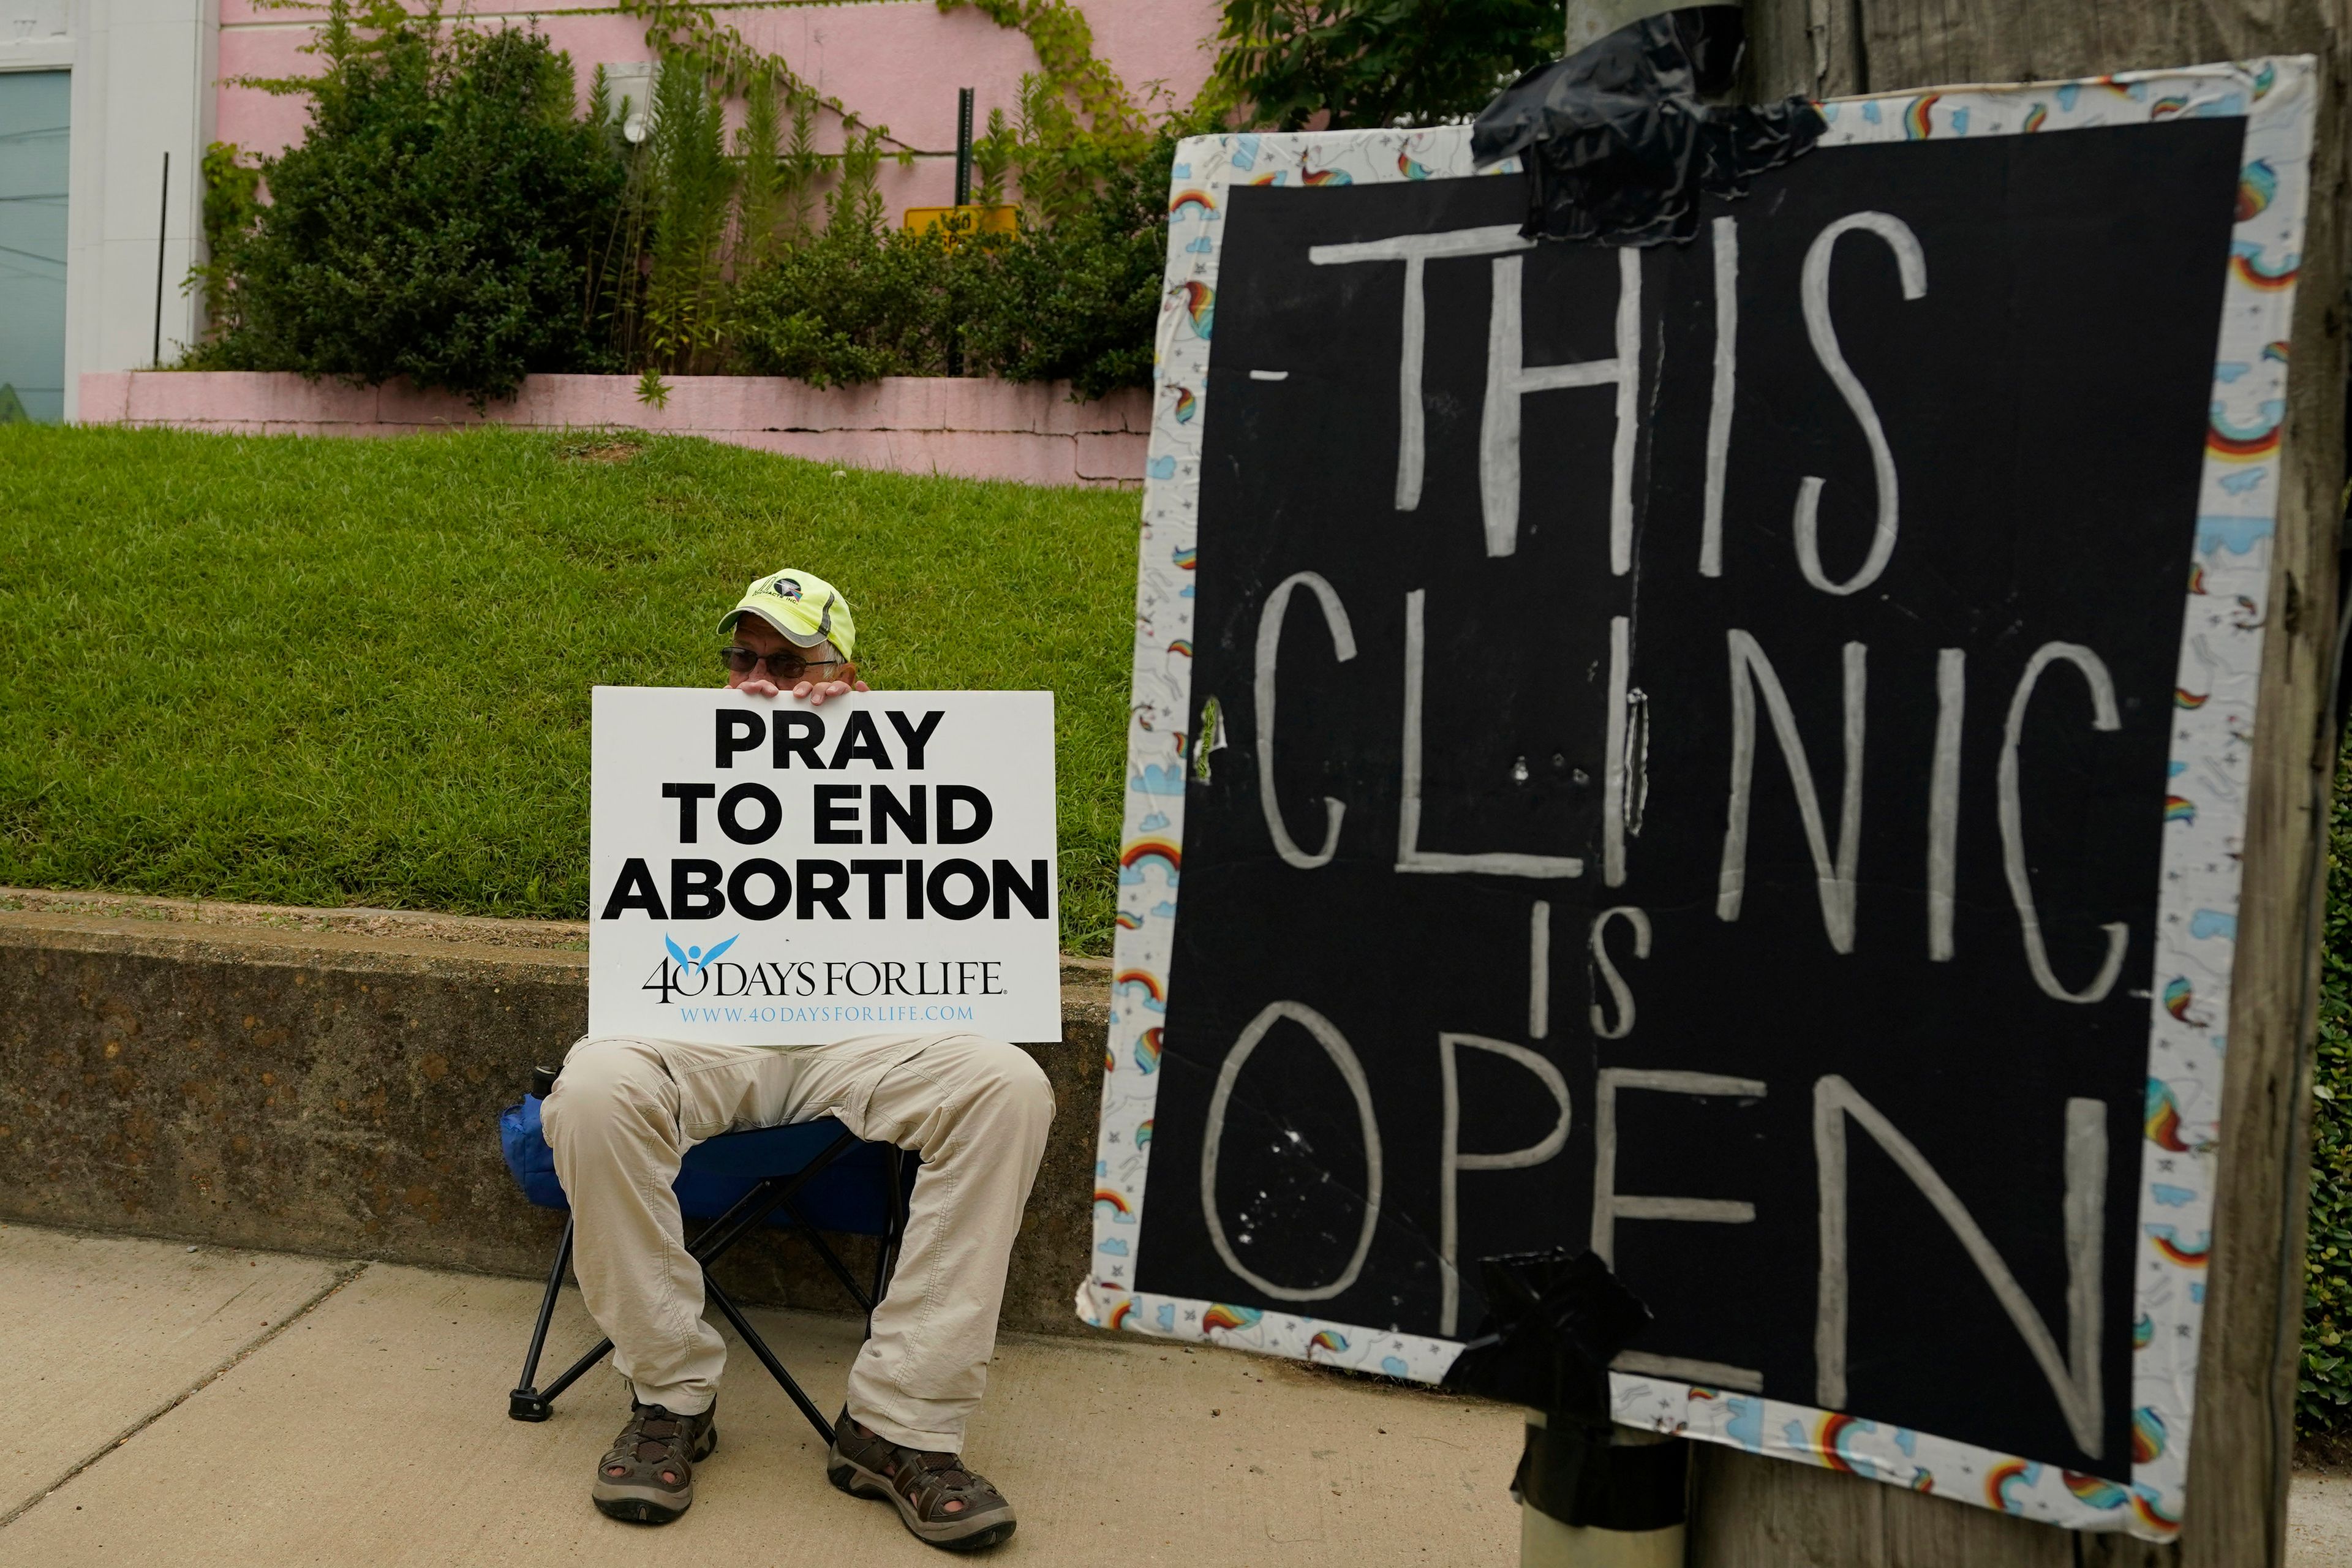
xmin=0 ymin=902 xmax=1110 ymax=1336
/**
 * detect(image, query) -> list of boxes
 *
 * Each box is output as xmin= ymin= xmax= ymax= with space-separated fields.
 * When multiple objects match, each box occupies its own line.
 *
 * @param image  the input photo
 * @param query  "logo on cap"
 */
xmin=771 ymin=576 xmax=802 ymax=601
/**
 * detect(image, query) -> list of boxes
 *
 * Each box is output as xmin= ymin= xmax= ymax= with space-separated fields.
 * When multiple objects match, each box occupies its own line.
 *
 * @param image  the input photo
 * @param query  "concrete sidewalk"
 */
xmin=2291 ymin=1462 xmax=2352 ymax=1568
xmin=6 ymin=1221 xmax=2349 ymax=1567
xmin=0 ymin=1223 xmax=1519 ymax=1566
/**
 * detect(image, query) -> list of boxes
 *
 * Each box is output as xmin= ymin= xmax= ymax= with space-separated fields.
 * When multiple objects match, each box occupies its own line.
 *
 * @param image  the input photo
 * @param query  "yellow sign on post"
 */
xmin=903 ymin=204 xmax=1020 ymax=239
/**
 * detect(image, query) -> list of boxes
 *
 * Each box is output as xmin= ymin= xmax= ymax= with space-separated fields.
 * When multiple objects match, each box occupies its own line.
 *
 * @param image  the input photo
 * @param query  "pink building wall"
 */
xmin=214 ymin=0 xmax=1224 ymax=216
xmin=81 ymin=371 xmax=1151 ymax=486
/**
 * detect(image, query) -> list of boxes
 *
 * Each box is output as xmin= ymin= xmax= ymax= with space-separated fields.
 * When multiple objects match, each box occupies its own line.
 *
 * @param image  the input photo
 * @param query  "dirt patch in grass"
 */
xmin=551 ymin=432 xmax=649 ymax=464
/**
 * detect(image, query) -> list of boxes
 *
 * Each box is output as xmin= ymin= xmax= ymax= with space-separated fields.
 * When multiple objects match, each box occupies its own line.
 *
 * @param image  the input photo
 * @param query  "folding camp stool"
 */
xmin=499 ymin=1067 xmax=911 ymax=1445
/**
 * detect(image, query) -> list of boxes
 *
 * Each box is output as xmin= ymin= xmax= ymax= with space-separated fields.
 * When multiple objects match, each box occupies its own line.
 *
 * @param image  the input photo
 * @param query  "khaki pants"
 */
xmin=541 ymin=1031 xmax=1054 ymax=1452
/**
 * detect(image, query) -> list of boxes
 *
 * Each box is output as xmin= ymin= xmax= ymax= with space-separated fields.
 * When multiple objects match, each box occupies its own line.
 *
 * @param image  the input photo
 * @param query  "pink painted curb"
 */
xmin=78 ymin=372 xmax=1152 ymax=488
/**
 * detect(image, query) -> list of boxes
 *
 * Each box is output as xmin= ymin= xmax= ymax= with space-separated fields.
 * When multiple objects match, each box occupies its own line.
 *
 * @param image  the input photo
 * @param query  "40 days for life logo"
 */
xmin=638 ymin=930 xmax=1011 ymax=1006
xmin=644 ymin=932 xmax=737 ymax=1000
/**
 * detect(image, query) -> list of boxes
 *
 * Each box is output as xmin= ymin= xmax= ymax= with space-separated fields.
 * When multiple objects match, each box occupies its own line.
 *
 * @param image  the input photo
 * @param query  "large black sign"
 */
xmin=1133 ymin=118 xmax=2245 ymax=1479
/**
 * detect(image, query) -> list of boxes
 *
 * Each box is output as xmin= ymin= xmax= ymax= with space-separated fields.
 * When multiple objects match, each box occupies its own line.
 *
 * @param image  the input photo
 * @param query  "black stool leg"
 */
xmin=504 ymin=1128 xmax=875 ymax=1428
xmin=505 ymin=1174 xmax=795 ymax=1422
xmin=866 ymin=1149 xmax=910 ymax=1340
xmin=509 ymin=1218 xmax=625 ymax=1419
xmin=509 ymin=1217 xmax=576 ymax=1422
xmin=705 ymin=1275 xmax=836 ymax=1445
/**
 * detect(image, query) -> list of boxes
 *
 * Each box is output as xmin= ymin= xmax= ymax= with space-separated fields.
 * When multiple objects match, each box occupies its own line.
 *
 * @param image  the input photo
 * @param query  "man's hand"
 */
xmin=735 ymin=675 xmax=871 ymax=706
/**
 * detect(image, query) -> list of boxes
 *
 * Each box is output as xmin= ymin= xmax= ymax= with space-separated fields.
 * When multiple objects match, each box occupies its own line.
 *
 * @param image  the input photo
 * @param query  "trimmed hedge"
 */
xmin=191 ymin=6 xmax=623 ymax=404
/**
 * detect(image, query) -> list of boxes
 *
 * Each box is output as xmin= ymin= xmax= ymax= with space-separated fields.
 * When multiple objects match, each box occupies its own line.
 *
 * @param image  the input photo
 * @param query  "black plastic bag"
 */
xmin=1472 ymin=6 xmax=1825 ymax=246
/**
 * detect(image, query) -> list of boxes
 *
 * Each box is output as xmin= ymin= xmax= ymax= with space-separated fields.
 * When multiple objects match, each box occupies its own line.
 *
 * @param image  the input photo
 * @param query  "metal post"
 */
xmin=954 ymin=86 xmax=974 ymax=208
xmin=152 ymin=151 xmax=170 ymax=368
xmin=947 ymin=86 xmax=974 ymax=377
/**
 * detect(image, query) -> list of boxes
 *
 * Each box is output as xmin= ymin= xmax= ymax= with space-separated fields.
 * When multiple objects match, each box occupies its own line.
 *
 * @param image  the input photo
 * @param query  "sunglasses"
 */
xmin=720 ymin=647 xmax=849 ymax=681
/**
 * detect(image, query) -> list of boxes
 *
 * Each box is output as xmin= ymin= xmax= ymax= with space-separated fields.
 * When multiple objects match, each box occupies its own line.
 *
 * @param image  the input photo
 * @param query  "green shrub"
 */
xmin=725 ymin=114 xmax=1181 ymax=399
xmin=192 ymin=2 xmax=1180 ymax=401
xmin=953 ymin=21 xmax=1155 ymax=225
xmin=590 ymin=50 xmax=771 ymax=379
xmin=2302 ymin=728 xmax=2352 ymax=1431
xmin=1207 ymin=0 xmax=1564 ymax=130
xmin=957 ymin=123 xmax=1178 ymax=400
xmin=186 ymin=141 xmax=263 ymax=339
xmin=729 ymin=227 xmax=965 ymax=384
xmin=728 ymin=138 xmax=968 ymax=385
xmin=191 ymin=0 xmax=624 ymax=405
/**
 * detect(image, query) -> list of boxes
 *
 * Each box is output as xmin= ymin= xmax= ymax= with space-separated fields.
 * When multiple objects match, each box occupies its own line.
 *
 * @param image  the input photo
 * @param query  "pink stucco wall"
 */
xmin=216 ymin=0 xmax=1223 ymax=214
xmin=80 ymin=371 xmax=1150 ymax=487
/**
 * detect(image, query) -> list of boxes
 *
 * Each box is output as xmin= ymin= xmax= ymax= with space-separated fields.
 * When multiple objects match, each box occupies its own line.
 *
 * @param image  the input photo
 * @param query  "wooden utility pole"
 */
xmin=1690 ymin=4 xmax=2349 ymax=1566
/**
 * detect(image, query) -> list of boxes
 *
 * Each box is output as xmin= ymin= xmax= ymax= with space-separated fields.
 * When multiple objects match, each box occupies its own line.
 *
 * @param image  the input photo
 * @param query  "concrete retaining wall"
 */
xmin=0 ymin=890 xmax=1109 ymax=1335
xmin=77 ymin=372 xmax=1153 ymax=489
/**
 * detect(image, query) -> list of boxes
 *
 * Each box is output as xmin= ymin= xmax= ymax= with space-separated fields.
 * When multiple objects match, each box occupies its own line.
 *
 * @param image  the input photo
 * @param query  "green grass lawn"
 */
xmin=0 ymin=424 xmax=1141 ymax=952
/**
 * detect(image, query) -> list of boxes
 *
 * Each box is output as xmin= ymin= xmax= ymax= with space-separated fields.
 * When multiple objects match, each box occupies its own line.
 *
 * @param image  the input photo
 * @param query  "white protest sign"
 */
xmin=590 ymin=688 xmax=1061 ymax=1044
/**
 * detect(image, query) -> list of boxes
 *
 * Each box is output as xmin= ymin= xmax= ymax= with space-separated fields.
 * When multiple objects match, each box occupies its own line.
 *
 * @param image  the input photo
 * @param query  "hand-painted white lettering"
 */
xmin=1928 ymin=648 xmax=1966 ymax=962
xmin=1702 ymin=216 xmax=1738 ymax=578
xmin=1398 ymin=589 xmax=1584 ymax=878
xmin=1254 ymin=571 xmax=1359 ymax=870
xmin=1591 ymin=1069 xmax=1765 ymax=1264
xmin=1587 ymin=905 xmax=1651 ymax=1041
xmin=1307 ymin=225 xmax=1531 ymax=513
xmin=1438 ymin=1032 xmax=1571 ymax=1336
xmin=1794 ymin=211 xmax=1927 ymax=595
xmin=1591 ymin=1068 xmax=1766 ymax=1390
xmin=1479 ymin=247 xmax=1641 ymax=565
xmin=1200 ymin=1000 xmax=1383 ymax=1302
xmin=1717 ymin=631 xmax=1867 ymax=951
xmin=1305 ymin=225 xmax=1535 ymax=265
xmin=1528 ymin=900 xmax=1552 ymax=1039
xmin=1611 ymin=1349 xmax=1763 ymax=1392
xmin=1813 ymin=1076 xmax=2106 ymax=1457
xmin=1626 ymin=687 xmax=1649 ymax=839
xmin=2000 ymin=642 xmax=2130 ymax=1003
xmin=1604 ymin=616 xmax=1632 ymax=885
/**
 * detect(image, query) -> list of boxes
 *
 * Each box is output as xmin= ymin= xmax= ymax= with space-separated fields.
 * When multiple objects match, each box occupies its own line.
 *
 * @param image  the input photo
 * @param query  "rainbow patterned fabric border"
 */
xmin=1080 ymin=57 xmax=2314 ymax=1541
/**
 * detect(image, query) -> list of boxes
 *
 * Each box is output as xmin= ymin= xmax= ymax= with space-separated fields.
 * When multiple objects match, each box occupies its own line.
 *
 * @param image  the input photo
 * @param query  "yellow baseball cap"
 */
xmin=719 ymin=568 xmax=857 ymax=660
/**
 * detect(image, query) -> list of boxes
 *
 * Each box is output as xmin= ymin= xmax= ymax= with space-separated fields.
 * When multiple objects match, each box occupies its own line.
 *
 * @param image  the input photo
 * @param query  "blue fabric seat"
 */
xmin=496 ymin=1087 xmax=910 ymax=1442
xmin=498 ymin=1094 xmax=897 ymax=1235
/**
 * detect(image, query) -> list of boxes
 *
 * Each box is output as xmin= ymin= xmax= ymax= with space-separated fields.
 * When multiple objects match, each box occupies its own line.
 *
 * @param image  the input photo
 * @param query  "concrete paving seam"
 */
xmin=0 ymin=1260 xmax=372 ymax=1530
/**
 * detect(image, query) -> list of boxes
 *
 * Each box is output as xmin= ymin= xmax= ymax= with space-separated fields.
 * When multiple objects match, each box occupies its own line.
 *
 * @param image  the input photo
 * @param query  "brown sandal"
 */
xmin=827 ymin=1409 xmax=1017 ymax=1551
xmin=592 ymin=1401 xmax=718 ymax=1525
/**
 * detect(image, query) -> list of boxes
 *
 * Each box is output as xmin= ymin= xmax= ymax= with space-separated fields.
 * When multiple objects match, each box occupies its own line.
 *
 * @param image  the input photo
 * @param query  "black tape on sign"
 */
xmin=1516 ymin=1421 xmax=1689 ymax=1532
xmin=1470 ymin=5 xmax=1822 ymax=246
xmin=1441 ymin=1248 xmax=1651 ymax=1415
xmin=1443 ymin=1250 xmax=1685 ymax=1530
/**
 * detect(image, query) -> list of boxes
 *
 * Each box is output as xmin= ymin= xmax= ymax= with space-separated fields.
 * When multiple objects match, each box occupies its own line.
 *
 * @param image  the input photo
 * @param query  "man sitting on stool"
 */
xmin=543 ymin=567 xmax=1053 ymax=1553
